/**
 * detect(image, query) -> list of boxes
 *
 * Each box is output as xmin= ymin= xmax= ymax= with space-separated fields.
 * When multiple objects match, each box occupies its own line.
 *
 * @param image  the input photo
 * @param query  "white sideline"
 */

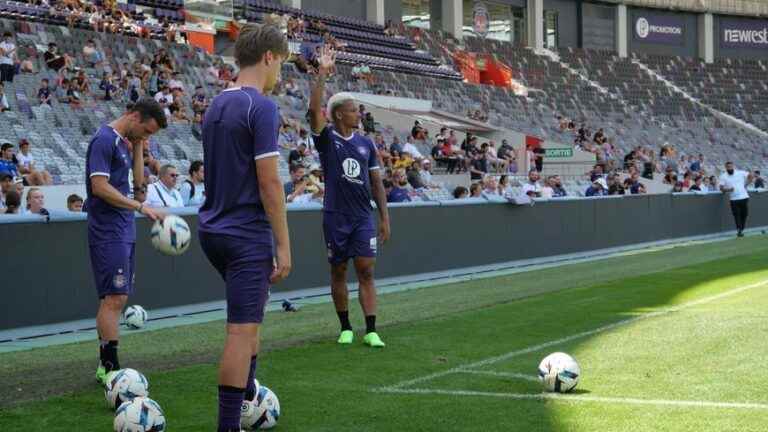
xmin=458 ymin=370 xmax=540 ymax=383
xmin=378 ymin=278 xmax=768 ymax=392
xmin=379 ymin=388 xmax=768 ymax=410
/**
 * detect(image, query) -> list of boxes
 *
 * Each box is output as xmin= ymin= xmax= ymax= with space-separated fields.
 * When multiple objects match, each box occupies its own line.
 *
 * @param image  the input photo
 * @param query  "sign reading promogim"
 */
xmin=721 ymin=18 xmax=768 ymax=49
xmin=633 ymin=14 xmax=684 ymax=45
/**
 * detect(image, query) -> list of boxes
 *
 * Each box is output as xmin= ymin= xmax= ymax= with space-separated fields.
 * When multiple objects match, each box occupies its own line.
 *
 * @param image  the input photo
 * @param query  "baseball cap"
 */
xmin=0 ymin=172 xmax=12 ymax=181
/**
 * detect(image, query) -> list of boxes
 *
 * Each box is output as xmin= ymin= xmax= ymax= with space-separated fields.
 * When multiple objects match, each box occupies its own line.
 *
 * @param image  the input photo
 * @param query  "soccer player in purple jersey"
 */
xmin=309 ymin=46 xmax=391 ymax=348
xmin=197 ymin=24 xmax=292 ymax=432
xmin=85 ymin=98 xmax=167 ymax=385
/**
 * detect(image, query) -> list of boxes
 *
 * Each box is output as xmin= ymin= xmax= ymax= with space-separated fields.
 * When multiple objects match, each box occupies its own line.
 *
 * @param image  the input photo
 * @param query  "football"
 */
xmin=114 ymin=397 xmax=166 ymax=432
xmin=123 ymin=305 xmax=148 ymax=329
xmin=537 ymin=352 xmax=581 ymax=393
xmin=105 ymin=368 xmax=150 ymax=410
xmin=150 ymin=214 xmax=191 ymax=256
xmin=241 ymin=385 xmax=280 ymax=430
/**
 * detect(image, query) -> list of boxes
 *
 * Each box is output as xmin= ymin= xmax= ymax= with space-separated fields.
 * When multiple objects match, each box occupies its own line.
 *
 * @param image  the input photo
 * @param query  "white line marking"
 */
xmin=377 ymin=388 xmax=768 ymax=410
xmin=459 ymin=370 xmax=540 ymax=383
xmin=380 ymin=278 xmax=768 ymax=391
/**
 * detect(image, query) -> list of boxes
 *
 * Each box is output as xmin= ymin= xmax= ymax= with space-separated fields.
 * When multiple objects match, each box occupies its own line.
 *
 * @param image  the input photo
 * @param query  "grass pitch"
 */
xmin=1 ymin=236 xmax=768 ymax=431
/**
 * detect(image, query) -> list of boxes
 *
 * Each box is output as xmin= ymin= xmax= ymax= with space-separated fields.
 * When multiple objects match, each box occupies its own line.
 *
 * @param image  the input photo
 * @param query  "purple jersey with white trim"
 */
xmin=85 ymin=125 xmax=135 ymax=244
xmin=314 ymin=126 xmax=380 ymax=218
xmin=198 ymin=86 xmax=280 ymax=252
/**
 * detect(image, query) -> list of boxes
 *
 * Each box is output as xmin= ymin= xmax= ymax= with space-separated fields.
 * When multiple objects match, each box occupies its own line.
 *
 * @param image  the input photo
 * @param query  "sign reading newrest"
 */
xmin=633 ymin=13 xmax=684 ymax=45
xmin=721 ymin=17 xmax=768 ymax=49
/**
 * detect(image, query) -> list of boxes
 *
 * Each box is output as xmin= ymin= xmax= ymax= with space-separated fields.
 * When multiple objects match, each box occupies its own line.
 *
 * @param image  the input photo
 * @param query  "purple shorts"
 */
xmin=323 ymin=212 xmax=377 ymax=265
xmin=199 ymin=232 xmax=272 ymax=324
xmin=89 ymin=242 xmax=135 ymax=299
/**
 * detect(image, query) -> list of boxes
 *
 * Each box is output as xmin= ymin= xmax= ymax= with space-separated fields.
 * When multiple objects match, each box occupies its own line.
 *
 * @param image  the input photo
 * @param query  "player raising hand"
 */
xmin=309 ymin=44 xmax=391 ymax=348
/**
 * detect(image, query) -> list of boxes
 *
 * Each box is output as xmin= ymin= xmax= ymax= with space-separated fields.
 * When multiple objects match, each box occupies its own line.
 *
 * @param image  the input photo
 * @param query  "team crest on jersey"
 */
xmin=342 ymin=158 xmax=364 ymax=184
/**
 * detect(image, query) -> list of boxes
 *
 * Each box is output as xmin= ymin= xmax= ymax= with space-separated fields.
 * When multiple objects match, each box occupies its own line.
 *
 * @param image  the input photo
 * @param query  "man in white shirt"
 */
xmin=168 ymin=72 xmax=185 ymax=93
xmin=16 ymin=139 xmax=52 ymax=185
xmin=154 ymin=86 xmax=173 ymax=117
xmin=402 ymin=138 xmax=424 ymax=160
xmin=145 ymin=164 xmax=183 ymax=208
xmin=518 ymin=170 xmax=542 ymax=203
xmin=0 ymin=32 xmax=16 ymax=83
xmin=180 ymin=160 xmax=205 ymax=206
xmin=719 ymin=161 xmax=752 ymax=237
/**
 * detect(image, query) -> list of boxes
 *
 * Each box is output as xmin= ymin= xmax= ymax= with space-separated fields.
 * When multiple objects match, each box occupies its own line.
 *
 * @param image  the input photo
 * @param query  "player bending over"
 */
xmin=309 ymin=46 xmax=391 ymax=348
xmin=198 ymin=24 xmax=292 ymax=432
xmin=86 ymin=98 xmax=167 ymax=384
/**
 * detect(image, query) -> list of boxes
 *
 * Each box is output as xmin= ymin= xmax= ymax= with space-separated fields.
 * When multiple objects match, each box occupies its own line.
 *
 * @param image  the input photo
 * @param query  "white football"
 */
xmin=105 ymin=368 xmax=150 ymax=410
xmin=150 ymin=215 xmax=191 ymax=256
xmin=124 ymin=305 xmax=148 ymax=329
xmin=538 ymin=352 xmax=581 ymax=393
xmin=241 ymin=385 xmax=280 ymax=430
xmin=114 ymin=397 xmax=166 ymax=432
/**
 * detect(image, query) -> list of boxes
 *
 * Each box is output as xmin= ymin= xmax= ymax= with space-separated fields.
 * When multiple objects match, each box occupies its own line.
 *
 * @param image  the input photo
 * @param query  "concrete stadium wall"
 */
xmin=628 ymin=7 xmax=700 ymax=58
xmin=3 ymin=193 xmax=768 ymax=331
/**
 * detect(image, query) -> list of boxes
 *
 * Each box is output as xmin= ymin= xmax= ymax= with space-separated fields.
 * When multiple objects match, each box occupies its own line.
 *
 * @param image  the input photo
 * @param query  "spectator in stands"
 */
xmin=24 ymin=187 xmax=48 ymax=215
xmin=0 ymin=32 xmax=16 ymax=83
xmin=67 ymin=194 xmax=84 ymax=212
xmin=0 ymin=83 xmax=9 ymax=112
xmin=419 ymin=159 xmax=438 ymax=189
xmin=585 ymin=178 xmax=608 ymax=197
xmin=406 ymin=161 xmax=426 ymax=190
xmin=393 ymin=150 xmax=414 ymax=170
xmin=482 ymin=176 xmax=501 ymax=198
xmin=154 ymin=85 xmax=173 ymax=118
xmin=390 ymin=136 xmax=404 ymax=154
xmin=387 ymin=169 xmax=412 ymax=203
xmin=38 ymin=79 xmax=52 ymax=106
xmin=288 ymin=143 xmax=311 ymax=167
xmin=145 ymin=164 xmax=183 ymax=208
xmin=362 ymin=112 xmax=376 ymax=134
xmin=181 ymin=160 xmax=205 ymax=206
xmin=682 ymin=172 xmax=693 ymax=189
xmin=65 ymin=79 xmax=83 ymax=109
xmin=521 ymin=170 xmax=542 ymax=198
xmin=607 ymin=175 xmax=625 ymax=195
xmin=706 ymin=176 xmax=718 ymax=192
xmin=82 ymin=39 xmax=104 ymax=68
xmin=589 ymin=164 xmax=605 ymax=182
xmin=44 ymin=43 xmax=72 ymax=74
xmin=191 ymin=86 xmax=208 ymax=114
xmin=73 ymin=70 xmax=91 ymax=97
xmin=593 ymin=128 xmax=606 ymax=145
xmin=453 ymin=186 xmax=469 ymax=199
xmin=99 ymin=72 xmax=117 ymax=101
xmin=2 ymin=189 xmax=20 ymax=214
xmin=0 ymin=171 xmax=12 ymax=206
xmin=551 ymin=176 xmax=567 ymax=197
xmin=539 ymin=176 xmax=555 ymax=199
xmin=168 ymin=72 xmax=185 ymax=93
xmin=16 ymin=140 xmax=52 ymax=186
xmin=470 ymin=150 xmax=489 ymax=181
xmin=690 ymin=154 xmax=704 ymax=174
xmin=19 ymin=54 xmax=34 ymax=74
xmin=0 ymin=142 xmax=18 ymax=178
xmin=402 ymin=133 xmax=425 ymax=160
xmin=689 ymin=176 xmax=704 ymax=192
xmin=484 ymin=142 xmax=508 ymax=173
xmin=172 ymin=106 xmax=191 ymax=124
xmin=191 ymin=112 xmax=203 ymax=141
xmin=352 ymin=63 xmax=374 ymax=84
xmin=628 ymin=172 xmax=646 ymax=194
xmin=297 ymin=129 xmax=313 ymax=151
xmin=469 ymin=182 xmax=482 ymax=198
xmin=285 ymin=164 xmax=307 ymax=202
xmin=754 ymin=171 xmax=765 ymax=189
xmin=672 ymin=181 xmax=684 ymax=193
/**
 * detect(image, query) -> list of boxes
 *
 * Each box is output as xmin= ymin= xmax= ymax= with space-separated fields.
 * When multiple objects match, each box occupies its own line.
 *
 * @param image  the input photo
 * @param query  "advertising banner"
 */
xmin=633 ymin=13 xmax=684 ymax=45
xmin=721 ymin=18 xmax=768 ymax=49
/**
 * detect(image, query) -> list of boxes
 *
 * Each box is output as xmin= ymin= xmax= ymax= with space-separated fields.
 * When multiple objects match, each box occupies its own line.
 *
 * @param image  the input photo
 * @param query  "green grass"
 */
xmin=2 ymin=237 xmax=768 ymax=431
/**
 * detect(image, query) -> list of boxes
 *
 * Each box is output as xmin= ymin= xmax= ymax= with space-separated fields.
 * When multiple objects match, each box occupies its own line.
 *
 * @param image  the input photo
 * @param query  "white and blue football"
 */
xmin=150 ymin=215 xmax=191 ymax=256
xmin=124 ymin=305 xmax=148 ymax=330
xmin=538 ymin=352 xmax=581 ymax=393
xmin=241 ymin=385 xmax=280 ymax=430
xmin=114 ymin=397 xmax=166 ymax=432
xmin=105 ymin=368 xmax=150 ymax=410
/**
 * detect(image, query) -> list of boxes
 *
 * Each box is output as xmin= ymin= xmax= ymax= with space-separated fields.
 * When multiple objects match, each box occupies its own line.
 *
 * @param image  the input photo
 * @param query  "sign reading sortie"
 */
xmin=721 ymin=18 xmax=768 ymax=49
xmin=633 ymin=14 xmax=684 ymax=45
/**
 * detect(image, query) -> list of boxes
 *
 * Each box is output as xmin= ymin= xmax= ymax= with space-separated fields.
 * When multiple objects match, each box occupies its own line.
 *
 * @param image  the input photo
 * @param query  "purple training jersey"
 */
xmin=85 ymin=125 xmax=135 ymax=244
xmin=313 ymin=126 xmax=380 ymax=218
xmin=198 ymin=86 xmax=280 ymax=258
